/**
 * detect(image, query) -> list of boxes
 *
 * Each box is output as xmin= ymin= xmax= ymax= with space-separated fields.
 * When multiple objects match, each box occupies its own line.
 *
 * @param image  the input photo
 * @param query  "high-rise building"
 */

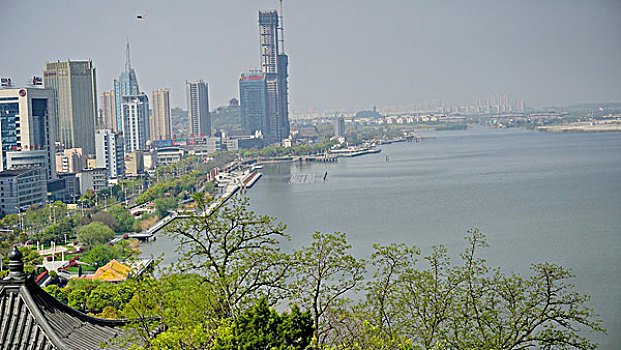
xmin=186 ymin=80 xmax=211 ymax=137
xmin=95 ymin=130 xmax=125 ymax=178
xmin=114 ymin=40 xmax=141 ymax=132
xmin=99 ymin=90 xmax=116 ymax=131
xmin=121 ymin=94 xmax=149 ymax=153
xmin=239 ymin=71 xmax=268 ymax=134
xmin=334 ymin=117 xmax=346 ymax=138
xmin=43 ymin=60 xmax=97 ymax=155
xmin=151 ymin=88 xmax=172 ymax=141
xmin=258 ymin=10 xmax=289 ymax=144
xmin=0 ymin=87 xmax=57 ymax=181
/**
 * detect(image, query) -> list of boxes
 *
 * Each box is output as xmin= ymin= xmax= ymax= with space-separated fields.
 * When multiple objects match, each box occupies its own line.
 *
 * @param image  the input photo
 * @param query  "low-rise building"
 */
xmin=55 ymin=148 xmax=85 ymax=174
xmin=155 ymin=146 xmax=186 ymax=166
xmin=75 ymin=168 xmax=108 ymax=194
xmin=124 ymin=151 xmax=144 ymax=175
xmin=47 ymin=173 xmax=80 ymax=202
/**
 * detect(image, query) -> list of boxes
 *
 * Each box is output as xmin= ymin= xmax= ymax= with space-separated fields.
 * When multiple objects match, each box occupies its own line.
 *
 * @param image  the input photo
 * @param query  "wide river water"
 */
xmin=141 ymin=126 xmax=621 ymax=348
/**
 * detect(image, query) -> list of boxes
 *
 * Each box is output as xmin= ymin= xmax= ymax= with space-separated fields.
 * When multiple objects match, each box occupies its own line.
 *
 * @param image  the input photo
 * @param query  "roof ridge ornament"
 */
xmin=5 ymin=246 xmax=25 ymax=280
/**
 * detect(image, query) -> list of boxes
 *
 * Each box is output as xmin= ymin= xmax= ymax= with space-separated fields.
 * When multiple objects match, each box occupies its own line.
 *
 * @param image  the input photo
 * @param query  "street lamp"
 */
xmin=15 ymin=207 xmax=24 ymax=230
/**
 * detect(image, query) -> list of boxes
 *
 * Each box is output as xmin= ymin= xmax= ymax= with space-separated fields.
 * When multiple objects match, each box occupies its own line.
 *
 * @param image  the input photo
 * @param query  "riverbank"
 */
xmin=536 ymin=119 xmax=621 ymax=132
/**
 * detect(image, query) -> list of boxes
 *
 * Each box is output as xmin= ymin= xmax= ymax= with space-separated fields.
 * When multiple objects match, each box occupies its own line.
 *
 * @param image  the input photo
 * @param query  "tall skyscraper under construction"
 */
xmin=258 ymin=10 xmax=289 ymax=144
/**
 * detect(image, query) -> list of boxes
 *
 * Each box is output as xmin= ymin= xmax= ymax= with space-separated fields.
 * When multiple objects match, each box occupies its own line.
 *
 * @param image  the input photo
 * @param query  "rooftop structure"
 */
xmin=0 ymin=246 xmax=129 ymax=349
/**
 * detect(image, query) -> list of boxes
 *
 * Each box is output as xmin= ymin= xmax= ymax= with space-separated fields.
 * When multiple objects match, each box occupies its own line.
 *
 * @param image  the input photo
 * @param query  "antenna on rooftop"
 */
xmin=125 ymin=36 xmax=132 ymax=71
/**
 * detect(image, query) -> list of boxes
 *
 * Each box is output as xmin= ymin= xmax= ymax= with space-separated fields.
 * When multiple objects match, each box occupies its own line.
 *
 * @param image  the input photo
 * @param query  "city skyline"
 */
xmin=1 ymin=1 xmax=620 ymax=112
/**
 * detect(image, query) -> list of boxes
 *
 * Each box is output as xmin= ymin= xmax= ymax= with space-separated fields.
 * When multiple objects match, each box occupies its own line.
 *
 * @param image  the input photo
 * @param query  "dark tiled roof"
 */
xmin=0 ymin=247 xmax=131 ymax=350
xmin=0 ymin=167 xmax=40 ymax=177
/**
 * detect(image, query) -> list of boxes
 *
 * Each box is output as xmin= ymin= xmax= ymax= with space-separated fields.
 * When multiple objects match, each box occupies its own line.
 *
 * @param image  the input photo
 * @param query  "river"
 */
xmin=141 ymin=126 xmax=621 ymax=348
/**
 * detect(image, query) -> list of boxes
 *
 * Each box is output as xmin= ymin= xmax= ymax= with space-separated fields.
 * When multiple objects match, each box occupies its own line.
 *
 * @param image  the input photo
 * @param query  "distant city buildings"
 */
xmin=151 ymin=88 xmax=172 ymax=141
xmin=186 ymin=80 xmax=211 ymax=137
xmin=240 ymin=71 xmax=268 ymax=134
xmin=43 ymin=60 xmax=98 ymax=155
xmin=0 ymin=87 xmax=57 ymax=181
xmin=121 ymin=94 xmax=150 ymax=153
xmin=95 ymin=130 xmax=125 ymax=178
xmin=99 ymin=90 xmax=116 ymax=131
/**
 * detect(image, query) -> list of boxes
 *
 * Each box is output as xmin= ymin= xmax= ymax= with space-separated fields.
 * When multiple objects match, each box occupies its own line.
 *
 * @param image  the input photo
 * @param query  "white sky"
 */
xmin=1 ymin=0 xmax=620 ymax=112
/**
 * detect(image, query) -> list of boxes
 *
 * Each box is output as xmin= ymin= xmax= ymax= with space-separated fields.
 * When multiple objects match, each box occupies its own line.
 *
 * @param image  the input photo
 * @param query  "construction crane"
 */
xmin=278 ymin=0 xmax=285 ymax=54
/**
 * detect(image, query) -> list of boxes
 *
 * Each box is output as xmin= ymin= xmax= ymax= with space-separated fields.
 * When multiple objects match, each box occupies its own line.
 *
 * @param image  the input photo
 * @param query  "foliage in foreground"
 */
xmin=105 ymin=195 xmax=604 ymax=349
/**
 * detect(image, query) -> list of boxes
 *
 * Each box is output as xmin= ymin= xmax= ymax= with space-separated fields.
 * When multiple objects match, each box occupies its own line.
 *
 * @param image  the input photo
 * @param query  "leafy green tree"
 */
xmin=0 ymin=214 xmax=20 ymax=228
xmin=290 ymin=231 xmax=365 ymax=346
xmin=77 ymin=222 xmax=115 ymax=247
xmin=108 ymin=205 xmax=135 ymax=233
xmin=167 ymin=193 xmax=291 ymax=317
xmin=81 ymin=243 xmax=125 ymax=267
xmin=154 ymin=197 xmax=177 ymax=218
xmin=351 ymin=230 xmax=605 ymax=350
xmin=79 ymin=190 xmax=97 ymax=207
xmin=86 ymin=283 xmax=122 ymax=313
xmin=213 ymin=298 xmax=314 ymax=350
xmin=67 ymin=289 xmax=88 ymax=311
xmin=90 ymin=211 xmax=119 ymax=232
xmin=120 ymin=273 xmax=226 ymax=350
xmin=44 ymin=284 xmax=69 ymax=304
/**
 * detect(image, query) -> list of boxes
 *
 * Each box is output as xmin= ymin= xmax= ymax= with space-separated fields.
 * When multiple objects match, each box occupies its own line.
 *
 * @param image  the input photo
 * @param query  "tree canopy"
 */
xmin=77 ymin=221 xmax=115 ymax=247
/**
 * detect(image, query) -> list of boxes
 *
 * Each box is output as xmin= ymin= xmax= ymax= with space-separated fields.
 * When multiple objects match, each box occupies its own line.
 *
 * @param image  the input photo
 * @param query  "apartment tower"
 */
xmin=43 ymin=60 xmax=97 ymax=155
xmin=99 ymin=90 xmax=116 ymax=131
xmin=151 ymin=88 xmax=172 ymax=141
xmin=186 ymin=80 xmax=210 ymax=137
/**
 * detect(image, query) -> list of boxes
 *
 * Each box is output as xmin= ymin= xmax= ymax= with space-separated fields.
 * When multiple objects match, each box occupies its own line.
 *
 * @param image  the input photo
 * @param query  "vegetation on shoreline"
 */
xmin=44 ymin=194 xmax=603 ymax=349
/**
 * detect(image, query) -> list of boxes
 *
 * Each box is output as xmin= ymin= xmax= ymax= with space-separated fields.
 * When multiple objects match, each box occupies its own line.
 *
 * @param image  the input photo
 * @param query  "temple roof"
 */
xmin=0 ymin=247 xmax=130 ymax=350
xmin=88 ymin=259 xmax=131 ymax=282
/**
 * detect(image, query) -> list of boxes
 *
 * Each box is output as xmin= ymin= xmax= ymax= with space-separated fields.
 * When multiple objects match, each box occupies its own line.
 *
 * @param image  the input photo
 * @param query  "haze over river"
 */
xmin=141 ymin=127 xmax=621 ymax=348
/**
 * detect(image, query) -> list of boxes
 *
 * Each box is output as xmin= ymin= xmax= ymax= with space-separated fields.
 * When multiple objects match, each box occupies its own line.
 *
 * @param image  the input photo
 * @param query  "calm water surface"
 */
xmin=141 ymin=127 xmax=621 ymax=348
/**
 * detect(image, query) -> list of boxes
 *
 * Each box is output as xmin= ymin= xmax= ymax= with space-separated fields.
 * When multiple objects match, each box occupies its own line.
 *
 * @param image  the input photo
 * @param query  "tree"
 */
xmin=154 ymin=197 xmax=177 ymax=219
xmin=213 ymin=298 xmax=314 ymax=350
xmin=290 ymin=231 xmax=365 ymax=345
xmin=77 ymin=222 xmax=115 ymax=247
xmin=352 ymin=230 xmax=605 ymax=350
xmin=79 ymin=190 xmax=97 ymax=207
xmin=108 ymin=205 xmax=135 ymax=233
xmin=90 ymin=211 xmax=119 ymax=232
xmin=166 ymin=193 xmax=291 ymax=317
xmin=81 ymin=243 xmax=125 ymax=267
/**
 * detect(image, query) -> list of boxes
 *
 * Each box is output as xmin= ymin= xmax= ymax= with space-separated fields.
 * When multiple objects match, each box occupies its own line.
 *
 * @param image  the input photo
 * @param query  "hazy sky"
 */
xmin=1 ymin=0 xmax=620 ymax=112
